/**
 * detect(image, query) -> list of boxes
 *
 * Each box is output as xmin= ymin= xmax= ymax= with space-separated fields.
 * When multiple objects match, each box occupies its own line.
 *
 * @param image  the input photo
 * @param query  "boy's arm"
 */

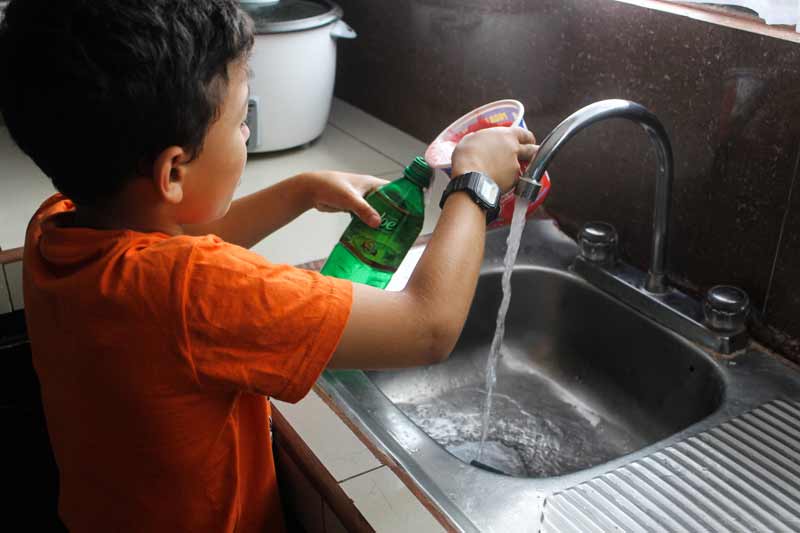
xmin=329 ymin=192 xmax=486 ymax=368
xmin=329 ymin=127 xmax=537 ymax=369
xmin=182 ymin=172 xmax=385 ymax=249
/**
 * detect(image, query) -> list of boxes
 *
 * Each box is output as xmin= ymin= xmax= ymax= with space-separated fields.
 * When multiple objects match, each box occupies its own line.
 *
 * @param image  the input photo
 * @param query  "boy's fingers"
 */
xmin=511 ymin=126 xmax=536 ymax=144
xmin=353 ymin=197 xmax=382 ymax=228
xmin=518 ymin=143 xmax=539 ymax=162
xmin=367 ymin=177 xmax=390 ymax=189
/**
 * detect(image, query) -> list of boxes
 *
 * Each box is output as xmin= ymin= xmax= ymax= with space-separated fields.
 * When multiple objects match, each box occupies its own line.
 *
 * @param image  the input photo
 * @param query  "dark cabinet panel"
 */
xmin=1 ymin=311 xmax=66 ymax=532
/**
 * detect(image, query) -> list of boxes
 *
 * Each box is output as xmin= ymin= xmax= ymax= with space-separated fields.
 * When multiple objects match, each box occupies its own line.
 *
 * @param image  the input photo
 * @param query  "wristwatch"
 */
xmin=439 ymin=171 xmax=501 ymax=223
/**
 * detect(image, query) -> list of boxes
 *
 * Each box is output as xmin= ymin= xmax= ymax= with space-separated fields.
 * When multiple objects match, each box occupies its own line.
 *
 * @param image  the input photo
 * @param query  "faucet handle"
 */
xmin=703 ymin=285 xmax=750 ymax=332
xmin=578 ymin=222 xmax=618 ymax=266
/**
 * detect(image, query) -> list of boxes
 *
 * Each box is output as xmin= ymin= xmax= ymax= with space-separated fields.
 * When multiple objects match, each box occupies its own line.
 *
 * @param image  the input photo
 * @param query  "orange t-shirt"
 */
xmin=23 ymin=195 xmax=353 ymax=533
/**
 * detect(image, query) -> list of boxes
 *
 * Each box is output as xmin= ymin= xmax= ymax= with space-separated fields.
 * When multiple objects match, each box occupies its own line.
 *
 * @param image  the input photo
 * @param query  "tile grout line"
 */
xmin=328 ymin=122 xmax=410 ymax=171
xmin=336 ymin=464 xmax=385 ymax=485
xmin=762 ymin=139 xmax=800 ymax=315
xmin=326 ymin=122 xmax=423 ymax=171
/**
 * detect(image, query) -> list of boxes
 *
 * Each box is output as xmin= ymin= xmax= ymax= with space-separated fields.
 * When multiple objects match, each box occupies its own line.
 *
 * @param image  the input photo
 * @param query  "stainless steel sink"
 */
xmin=368 ymin=265 xmax=724 ymax=479
xmin=320 ymin=219 xmax=800 ymax=532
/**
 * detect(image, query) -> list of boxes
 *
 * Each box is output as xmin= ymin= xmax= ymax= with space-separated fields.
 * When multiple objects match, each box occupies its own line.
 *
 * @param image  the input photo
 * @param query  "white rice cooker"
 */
xmin=240 ymin=0 xmax=356 ymax=153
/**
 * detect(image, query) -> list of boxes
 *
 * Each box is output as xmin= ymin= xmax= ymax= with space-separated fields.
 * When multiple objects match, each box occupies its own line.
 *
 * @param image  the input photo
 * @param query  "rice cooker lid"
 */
xmin=241 ymin=0 xmax=342 ymax=34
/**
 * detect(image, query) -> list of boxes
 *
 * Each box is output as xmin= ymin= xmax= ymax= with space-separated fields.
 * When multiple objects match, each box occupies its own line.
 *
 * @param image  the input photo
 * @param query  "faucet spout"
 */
xmin=516 ymin=99 xmax=674 ymax=293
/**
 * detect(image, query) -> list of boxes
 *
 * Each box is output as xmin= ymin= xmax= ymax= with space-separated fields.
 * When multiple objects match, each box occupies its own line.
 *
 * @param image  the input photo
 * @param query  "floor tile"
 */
xmin=273 ymin=390 xmax=381 ymax=482
xmin=330 ymin=98 xmax=430 ymax=167
xmin=4 ymin=261 xmax=22 ymax=310
xmin=339 ymin=467 xmax=446 ymax=533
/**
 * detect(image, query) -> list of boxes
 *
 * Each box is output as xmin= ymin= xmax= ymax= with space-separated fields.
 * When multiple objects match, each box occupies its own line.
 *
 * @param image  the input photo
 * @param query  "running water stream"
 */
xmin=476 ymin=195 xmax=531 ymax=463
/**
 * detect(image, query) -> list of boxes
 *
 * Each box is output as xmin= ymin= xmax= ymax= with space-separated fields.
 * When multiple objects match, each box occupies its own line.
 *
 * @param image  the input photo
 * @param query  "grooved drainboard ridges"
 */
xmin=541 ymin=399 xmax=800 ymax=533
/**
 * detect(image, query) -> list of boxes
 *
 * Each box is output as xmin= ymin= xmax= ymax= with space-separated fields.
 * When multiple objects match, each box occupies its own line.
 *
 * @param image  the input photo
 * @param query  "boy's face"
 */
xmin=177 ymin=61 xmax=251 ymax=224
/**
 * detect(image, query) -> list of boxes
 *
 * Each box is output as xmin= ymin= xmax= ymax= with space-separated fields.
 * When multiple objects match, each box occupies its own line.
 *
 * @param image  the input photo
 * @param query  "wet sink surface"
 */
xmin=367 ymin=267 xmax=723 ymax=478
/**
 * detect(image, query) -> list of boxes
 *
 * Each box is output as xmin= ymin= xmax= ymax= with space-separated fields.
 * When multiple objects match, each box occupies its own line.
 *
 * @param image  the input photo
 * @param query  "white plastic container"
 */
xmin=243 ymin=1 xmax=356 ymax=153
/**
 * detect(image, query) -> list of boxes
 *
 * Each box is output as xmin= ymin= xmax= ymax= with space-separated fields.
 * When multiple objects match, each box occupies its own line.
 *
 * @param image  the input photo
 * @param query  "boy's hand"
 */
xmin=451 ymin=127 xmax=538 ymax=192
xmin=304 ymin=171 xmax=388 ymax=228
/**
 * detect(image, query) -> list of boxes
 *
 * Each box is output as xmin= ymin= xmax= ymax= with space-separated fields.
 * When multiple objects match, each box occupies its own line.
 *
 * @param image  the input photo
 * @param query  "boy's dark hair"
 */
xmin=0 ymin=0 xmax=254 ymax=206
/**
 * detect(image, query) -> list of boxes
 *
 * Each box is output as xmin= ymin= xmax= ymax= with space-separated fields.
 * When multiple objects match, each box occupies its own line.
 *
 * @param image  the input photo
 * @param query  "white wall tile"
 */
xmin=0 ymin=265 xmax=12 ymax=314
xmin=340 ymin=467 xmax=446 ymax=533
xmin=4 ymin=261 xmax=22 ymax=310
xmin=0 ymin=128 xmax=55 ymax=250
xmin=329 ymin=99 xmax=429 ymax=167
xmin=273 ymin=390 xmax=381 ymax=482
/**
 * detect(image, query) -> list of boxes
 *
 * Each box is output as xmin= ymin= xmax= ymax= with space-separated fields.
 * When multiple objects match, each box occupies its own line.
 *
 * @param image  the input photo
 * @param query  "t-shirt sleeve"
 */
xmin=182 ymin=237 xmax=353 ymax=402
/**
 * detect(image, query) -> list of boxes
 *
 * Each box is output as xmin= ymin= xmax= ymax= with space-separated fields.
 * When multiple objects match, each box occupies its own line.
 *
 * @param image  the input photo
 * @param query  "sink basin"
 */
xmin=320 ymin=219 xmax=800 ymax=532
xmin=367 ymin=266 xmax=724 ymax=478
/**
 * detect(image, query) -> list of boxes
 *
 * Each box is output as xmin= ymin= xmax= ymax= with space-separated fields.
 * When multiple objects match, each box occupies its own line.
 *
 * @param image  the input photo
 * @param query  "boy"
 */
xmin=0 ymin=1 xmax=536 ymax=531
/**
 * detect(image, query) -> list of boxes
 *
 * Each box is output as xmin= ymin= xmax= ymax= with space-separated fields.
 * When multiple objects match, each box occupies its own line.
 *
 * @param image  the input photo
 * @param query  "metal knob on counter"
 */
xmin=578 ymin=222 xmax=618 ymax=266
xmin=703 ymin=285 xmax=750 ymax=332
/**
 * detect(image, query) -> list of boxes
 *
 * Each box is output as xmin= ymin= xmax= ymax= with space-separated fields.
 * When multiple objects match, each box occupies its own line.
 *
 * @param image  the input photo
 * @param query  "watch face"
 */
xmin=478 ymin=177 xmax=500 ymax=204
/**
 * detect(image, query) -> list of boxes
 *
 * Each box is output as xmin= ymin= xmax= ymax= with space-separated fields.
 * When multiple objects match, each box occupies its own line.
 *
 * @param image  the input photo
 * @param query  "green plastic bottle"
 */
xmin=321 ymin=157 xmax=432 ymax=288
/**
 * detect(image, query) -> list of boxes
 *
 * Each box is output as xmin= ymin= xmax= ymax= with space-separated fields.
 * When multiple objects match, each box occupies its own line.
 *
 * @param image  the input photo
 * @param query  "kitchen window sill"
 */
xmin=615 ymin=0 xmax=800 ymax=43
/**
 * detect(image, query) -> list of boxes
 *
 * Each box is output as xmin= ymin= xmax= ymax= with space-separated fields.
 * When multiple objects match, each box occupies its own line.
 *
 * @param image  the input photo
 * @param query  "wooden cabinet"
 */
xmin=0 ymin=310 xmax=66 ymax=531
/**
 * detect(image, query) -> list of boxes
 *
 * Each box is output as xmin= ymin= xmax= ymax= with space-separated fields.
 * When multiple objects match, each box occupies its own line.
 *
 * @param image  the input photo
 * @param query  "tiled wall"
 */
xmin=334 ymin=0 xmax=800 ymax=361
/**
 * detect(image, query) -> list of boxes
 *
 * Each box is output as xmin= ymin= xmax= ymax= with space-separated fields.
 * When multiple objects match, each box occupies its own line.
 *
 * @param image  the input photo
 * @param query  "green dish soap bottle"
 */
xmin=321 ymin=157 xmax=432 ymax=288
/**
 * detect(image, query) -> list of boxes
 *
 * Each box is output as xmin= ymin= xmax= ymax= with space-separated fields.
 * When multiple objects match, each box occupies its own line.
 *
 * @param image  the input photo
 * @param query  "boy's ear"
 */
xmin=152 ymin=146 xmax=189 ymax=205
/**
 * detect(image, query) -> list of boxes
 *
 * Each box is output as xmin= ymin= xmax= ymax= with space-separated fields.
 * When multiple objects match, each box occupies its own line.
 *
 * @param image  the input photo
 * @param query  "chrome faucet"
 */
xmin=516 ymin=99 xmax=750 ymax=353
xmin=516 ymin=100 xmax=672 ymax=292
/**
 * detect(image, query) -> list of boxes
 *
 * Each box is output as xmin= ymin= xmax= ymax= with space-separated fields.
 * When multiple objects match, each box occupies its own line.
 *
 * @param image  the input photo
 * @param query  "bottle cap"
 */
xmin=403 ymin=157 xmax=432 ymax=188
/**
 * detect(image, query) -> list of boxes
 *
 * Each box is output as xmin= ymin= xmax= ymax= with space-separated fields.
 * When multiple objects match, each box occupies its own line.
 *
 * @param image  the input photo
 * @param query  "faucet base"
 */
xmin=572 ymin=256 xmax=748 ymax=354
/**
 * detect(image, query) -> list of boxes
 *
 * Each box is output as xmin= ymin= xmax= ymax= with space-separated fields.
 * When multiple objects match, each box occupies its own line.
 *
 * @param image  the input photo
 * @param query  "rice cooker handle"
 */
xmin=330 ymin=20 xmax=357 ymax=39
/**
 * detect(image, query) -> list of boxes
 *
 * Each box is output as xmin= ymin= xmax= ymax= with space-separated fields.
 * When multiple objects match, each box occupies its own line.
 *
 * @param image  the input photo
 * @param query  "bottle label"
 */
xmin=339 ymin=190 xmax=423 ymax=273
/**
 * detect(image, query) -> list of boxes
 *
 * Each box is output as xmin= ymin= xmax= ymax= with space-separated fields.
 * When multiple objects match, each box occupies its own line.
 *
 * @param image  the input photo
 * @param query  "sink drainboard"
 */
xmin=542 ymin=399 xmax=800 ymax=533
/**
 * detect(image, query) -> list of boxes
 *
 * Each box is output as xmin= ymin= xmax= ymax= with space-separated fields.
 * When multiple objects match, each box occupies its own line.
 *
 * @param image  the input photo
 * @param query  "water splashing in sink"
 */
xmin=476 ymin=195 xmax=531 ymax=464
